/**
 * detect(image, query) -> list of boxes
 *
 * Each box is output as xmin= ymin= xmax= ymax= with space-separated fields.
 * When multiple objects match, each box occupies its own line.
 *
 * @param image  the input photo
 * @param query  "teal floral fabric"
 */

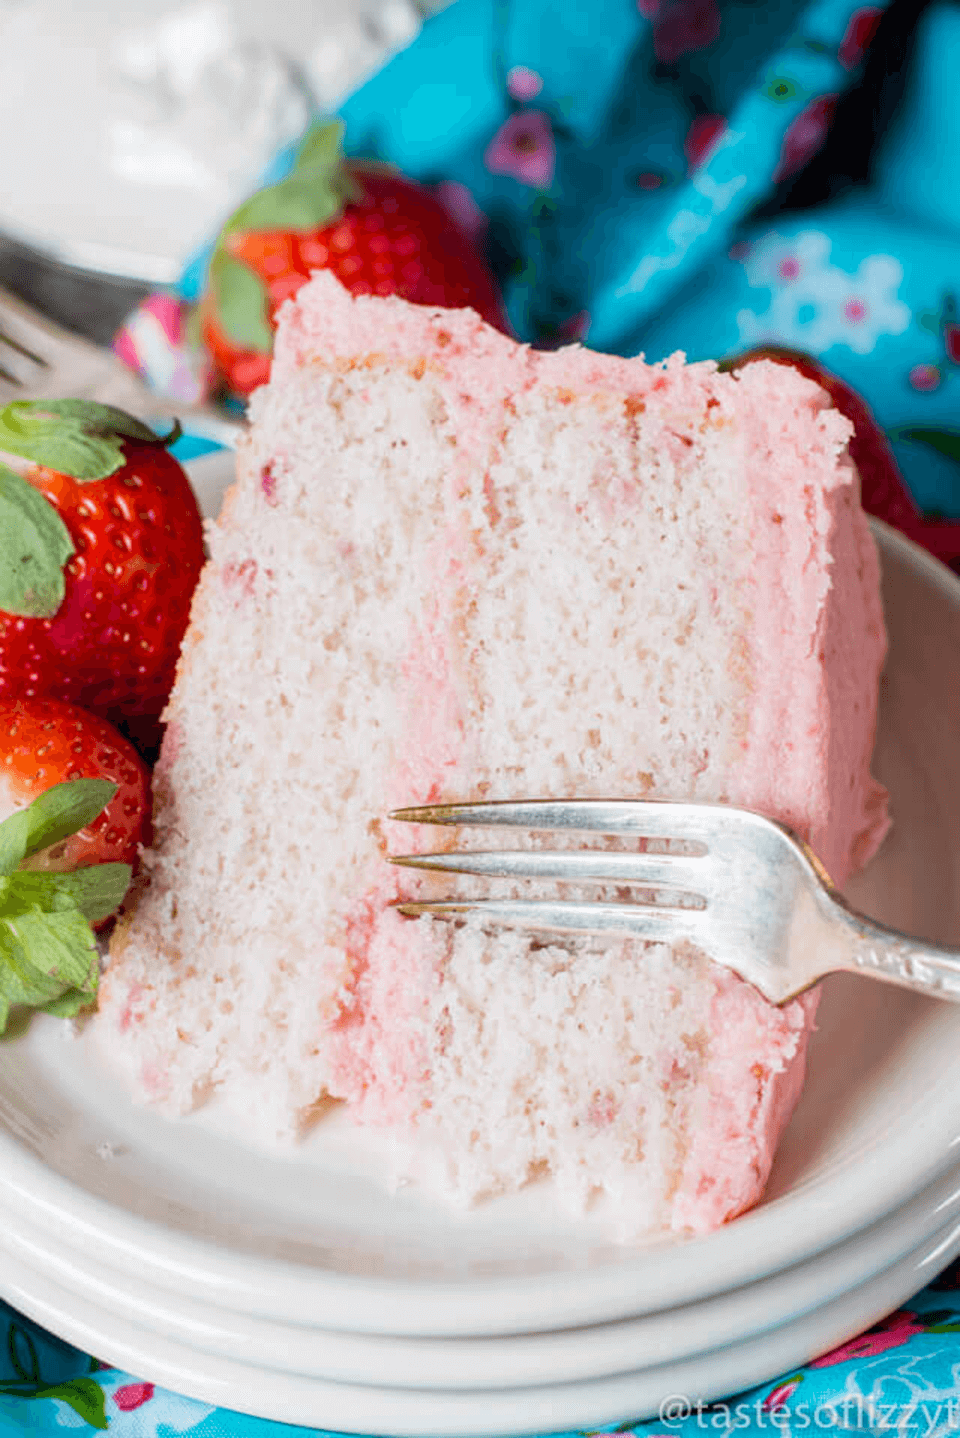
xmin=336 ymin=0 xmax=885 ymax=349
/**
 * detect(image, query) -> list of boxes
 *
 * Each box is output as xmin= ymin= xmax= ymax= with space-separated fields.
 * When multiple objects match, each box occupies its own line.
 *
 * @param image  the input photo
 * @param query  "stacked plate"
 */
xmin=0 ymin=474 xmax=958 ymax=1434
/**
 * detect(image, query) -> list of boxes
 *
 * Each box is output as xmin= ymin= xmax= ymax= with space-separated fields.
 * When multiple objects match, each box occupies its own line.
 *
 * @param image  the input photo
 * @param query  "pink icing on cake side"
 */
xmin=279 ymin=278 xmax=885 ymax=1230
xmin=672 ymin=982 xmax=819 ymax=1233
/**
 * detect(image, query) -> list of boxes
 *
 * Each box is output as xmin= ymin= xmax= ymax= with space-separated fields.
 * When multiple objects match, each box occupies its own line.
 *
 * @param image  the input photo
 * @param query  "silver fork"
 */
xmin=389 ymin=799 xmax=960 ymax=1006
xmin=0 ymin=325 xmax=50 ymax=387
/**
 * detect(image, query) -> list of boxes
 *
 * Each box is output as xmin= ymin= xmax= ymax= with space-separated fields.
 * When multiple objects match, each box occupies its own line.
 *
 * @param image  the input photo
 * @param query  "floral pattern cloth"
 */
xmin=93 ymin=0 xmax=960 ymax=1431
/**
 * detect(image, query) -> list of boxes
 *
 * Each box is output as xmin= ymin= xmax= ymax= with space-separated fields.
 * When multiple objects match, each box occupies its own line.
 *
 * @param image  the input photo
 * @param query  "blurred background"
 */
xmin=1 ymin=0 xmax=959 ymax=513
xmin=0 ymin=0 xmax=449 ymax=338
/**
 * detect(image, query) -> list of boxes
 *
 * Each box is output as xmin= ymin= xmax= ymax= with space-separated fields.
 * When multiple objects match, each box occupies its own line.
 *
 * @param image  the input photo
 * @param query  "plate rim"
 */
xmin=2 ymin=1151 xmax=960 ymax=1387
xmin=2 ymin=1204 xmax=959 ymax=1437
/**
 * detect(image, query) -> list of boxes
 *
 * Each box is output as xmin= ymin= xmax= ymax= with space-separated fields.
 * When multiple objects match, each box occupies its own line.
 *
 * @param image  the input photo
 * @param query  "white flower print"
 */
xmin=736 ymin=230 xmax=911 ymax=356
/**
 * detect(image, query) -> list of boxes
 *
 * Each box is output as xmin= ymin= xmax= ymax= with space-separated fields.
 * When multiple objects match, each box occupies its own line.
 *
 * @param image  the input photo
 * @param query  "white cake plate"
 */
xmin=1 ymin=1140 xmax=959 ymax=1392
xmin=2 ymin=1204 xmax=959 ymax=1437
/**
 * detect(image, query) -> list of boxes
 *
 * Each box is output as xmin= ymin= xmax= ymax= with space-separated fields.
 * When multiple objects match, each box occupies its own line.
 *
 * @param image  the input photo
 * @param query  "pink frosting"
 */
xmin=278 ymin=275 xmax=888 ymax=1230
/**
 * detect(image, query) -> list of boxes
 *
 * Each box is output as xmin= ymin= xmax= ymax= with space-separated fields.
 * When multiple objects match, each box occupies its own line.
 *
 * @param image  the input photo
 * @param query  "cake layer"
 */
xmin=98 ymin=274 xmax=888 ymax=1235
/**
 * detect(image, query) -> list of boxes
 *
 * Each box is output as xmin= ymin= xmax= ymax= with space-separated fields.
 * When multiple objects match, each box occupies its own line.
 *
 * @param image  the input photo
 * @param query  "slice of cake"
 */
xmin=97 ymin=272 xmax=888 ymax=1235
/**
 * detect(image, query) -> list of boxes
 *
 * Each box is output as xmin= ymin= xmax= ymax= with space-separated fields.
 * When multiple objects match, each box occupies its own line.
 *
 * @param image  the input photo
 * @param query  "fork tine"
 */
xmin=389 ymin=798 xmax=721 ymax=841
xmin=391 ymin=848 xmax=709 ymax=894
xmin=0 ymin=328 xmax=49 ymax=367
xmin=0 ymin=363 xmax=20 ymax=386
xmin=395 ymin=898 xmax=708 ymax=943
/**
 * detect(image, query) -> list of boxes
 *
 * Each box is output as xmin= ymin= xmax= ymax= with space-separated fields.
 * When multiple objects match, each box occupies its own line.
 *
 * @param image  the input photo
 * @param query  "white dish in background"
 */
xmin=0 ymin=0 xmax=445 ymax=282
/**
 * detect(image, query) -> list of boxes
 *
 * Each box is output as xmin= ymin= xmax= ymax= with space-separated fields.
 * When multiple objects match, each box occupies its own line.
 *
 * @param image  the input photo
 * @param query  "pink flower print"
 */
xmin=435 ymin=181 xmax=488 ymax=246
xmin=774 ymin=94 xmax=838 ymax=183
xmin=113 ymin=291 xmax=215 ymax=405
xmin=909 ymin=362 xmax=943 ymax=392
xmin=762 ymin=1376 xmax=804 ymax=1412
xmin=778 ymin=255 xmax=801 ymax=280
xmin=113 ymin=1381 xmax=155 ymax=1410
xmin=809 ymin=1309 xmax=927 ymax=1367
xmin=844 ymin=297 xmax=867 ymax=323
xmin=485 ymin=111 xmax=556 ymax=189
xmin=641 ymin=0 xmax=721 ymax=64
xmin=506 ymin=65 xmax=543 ymax=101
xmin=839 ymin=7 xmax=883 ymax=69
xmin=684 ymin=114 xmax=726 ymax=171
xmin=636 ymin=170 xmax=665 ymax=190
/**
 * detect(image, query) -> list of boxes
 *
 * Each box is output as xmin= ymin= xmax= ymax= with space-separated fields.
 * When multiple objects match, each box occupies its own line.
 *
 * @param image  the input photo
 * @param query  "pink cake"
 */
xmin=98 ymin=272 xmax=889 ymax=1235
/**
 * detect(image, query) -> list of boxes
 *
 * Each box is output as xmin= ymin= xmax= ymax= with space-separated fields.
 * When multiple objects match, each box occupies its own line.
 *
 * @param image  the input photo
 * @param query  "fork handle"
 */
xmin=837 ymin=908 xmax=960 ymax=1000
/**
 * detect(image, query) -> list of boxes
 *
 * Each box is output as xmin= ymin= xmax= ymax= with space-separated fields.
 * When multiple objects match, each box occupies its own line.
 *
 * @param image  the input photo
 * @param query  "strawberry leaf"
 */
xmin=294 ymin=118 xmax=348 ymax=174
xmin=0 ymin=781 xmax=132 ymax=1029
xmin=0 ymin=461 xmax=74 ymax=618
xmin=0 ymin=400 xmax=178 ymax=481
xmin=185 ymin=301 xmax=205 ymax=352
xmin=0 ymin=778 xmax=118 ymax=876
xmin=0 ymin=886 xmax=98 ymax=1028
xmin=221 ymin=119 xmax=359 ymax=241
xmin=13 ymin=864 xmax=132 ymax=926
xmin=30 ymin=400 xmax=159 ymax=442
xmin=40 ymin=989 xmax=95 ymax=1019
xmin=224 ymin=169 xmax=356 ymax=241
xmin=15 ymin=778 xmax=118 ymax=863
xmin=208 ymin=118 xmax=361 ymax=356
xmin=0 ymin=811 xmax=30 ymax=878
xmin=210 ymin=250 xmax=273 ymax=353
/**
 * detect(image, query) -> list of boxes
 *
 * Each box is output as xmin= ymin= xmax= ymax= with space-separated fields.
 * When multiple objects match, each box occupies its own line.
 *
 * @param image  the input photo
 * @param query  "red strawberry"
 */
xmin=0 ymin=400 xmax=205 ymax=734
xmin=0 ymin=697 xmax=149 ymax=871
xmin=0 ymin=697 xmax=151 ymax=1028
xmin=200 ymin=121 xmax=507 ymax=397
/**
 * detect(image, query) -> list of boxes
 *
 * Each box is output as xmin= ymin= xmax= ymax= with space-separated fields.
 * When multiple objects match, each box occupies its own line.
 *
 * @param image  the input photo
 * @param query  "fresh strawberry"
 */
xmin=0 ymin=400 xmax=205 ymax=735
xmin=725 ymin=348 xmax=960 ymax=563
xmin=200 ymin=121 xmax=507 ymax=397
xmin=0 ymin=697 xmax=151 ymax=1028
xmin=0 ymin=695 xmax=150 ymax=870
